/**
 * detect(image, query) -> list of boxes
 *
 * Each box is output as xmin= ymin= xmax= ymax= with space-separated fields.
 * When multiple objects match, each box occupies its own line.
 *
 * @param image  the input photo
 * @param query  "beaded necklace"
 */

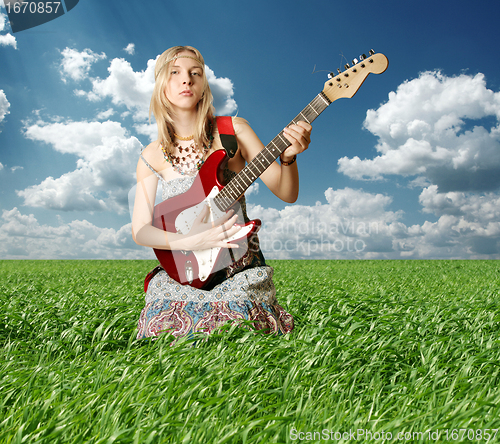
xmin=161 ymin=121 xmax=214 ymax=176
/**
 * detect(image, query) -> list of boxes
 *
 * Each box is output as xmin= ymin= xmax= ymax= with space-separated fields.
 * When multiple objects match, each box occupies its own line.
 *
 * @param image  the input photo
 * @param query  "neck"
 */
xmin=171 ymin=109 xmax=197 ymax=139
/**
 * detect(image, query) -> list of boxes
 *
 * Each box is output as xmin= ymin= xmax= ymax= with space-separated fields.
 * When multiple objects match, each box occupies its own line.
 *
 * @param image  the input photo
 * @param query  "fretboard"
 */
xmin=215 ymin=91 xmax=331 ymax=211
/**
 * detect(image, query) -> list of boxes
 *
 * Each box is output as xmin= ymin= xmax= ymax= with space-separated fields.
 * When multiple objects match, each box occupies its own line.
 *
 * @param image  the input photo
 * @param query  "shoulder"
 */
xmin=230 ymin=117 xmax=259 ymax=144
xmin=231 ymin=116 xmax=251 ymax=134
xmin=230 ymin=116 xmax=262 ymax=144
xmin=141 ymin=140 xmax=161 ymax=160
xmin=136 ymin=140 xmax=163 ymax=177
xmin=141 ymin=140 xmax=164 ymax=165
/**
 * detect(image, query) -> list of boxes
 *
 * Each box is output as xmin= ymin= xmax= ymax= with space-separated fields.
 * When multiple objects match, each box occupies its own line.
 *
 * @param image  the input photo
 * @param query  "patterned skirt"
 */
xmin=136 ymin=266 xmax=294 ymax=340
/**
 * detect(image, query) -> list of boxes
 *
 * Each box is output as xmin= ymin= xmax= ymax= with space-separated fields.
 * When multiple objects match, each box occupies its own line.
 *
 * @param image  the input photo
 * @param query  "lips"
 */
xmin=180 ymin=90 xmax=193 ymax=96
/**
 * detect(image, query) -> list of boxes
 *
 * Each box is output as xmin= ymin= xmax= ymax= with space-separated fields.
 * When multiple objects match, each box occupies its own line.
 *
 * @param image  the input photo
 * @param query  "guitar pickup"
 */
xmin=185 ymin=260 xmax=194 ymax=284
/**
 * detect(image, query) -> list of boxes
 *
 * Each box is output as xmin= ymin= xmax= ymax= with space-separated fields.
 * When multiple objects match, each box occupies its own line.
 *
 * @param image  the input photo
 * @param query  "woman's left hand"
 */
xmin=281 ymin=121 xmax=312 ymax=163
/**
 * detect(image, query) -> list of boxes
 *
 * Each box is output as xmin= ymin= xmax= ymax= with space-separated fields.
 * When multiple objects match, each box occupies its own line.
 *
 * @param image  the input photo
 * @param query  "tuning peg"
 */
xmin=337 ymin=68 xmax=342 ymax=74
xmin=360 ymin=54 xmax=366 ymax=60
xmin=352 ymin=58 xmax=358 ymax=65
xmin=344 ymin=63 xmax=350 ymax=70
xmin=369 ymin=49 xmax=375 ymax=55
xmin=328 ymin=72 xmax=334 ymax=79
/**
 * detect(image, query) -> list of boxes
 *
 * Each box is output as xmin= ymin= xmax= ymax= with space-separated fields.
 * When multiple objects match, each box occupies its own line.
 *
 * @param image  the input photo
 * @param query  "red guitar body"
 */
xmin=152 ymin=149 xmax=261 ymax=289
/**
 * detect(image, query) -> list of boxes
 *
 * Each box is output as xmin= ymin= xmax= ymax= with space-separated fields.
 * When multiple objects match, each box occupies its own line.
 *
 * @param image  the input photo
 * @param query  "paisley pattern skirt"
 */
xmin=136 ymin=266 xmax=294 ymax=340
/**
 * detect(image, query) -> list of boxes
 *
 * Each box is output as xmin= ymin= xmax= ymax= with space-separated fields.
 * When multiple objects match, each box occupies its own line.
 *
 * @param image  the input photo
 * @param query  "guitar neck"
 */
xmin=216 ymin=91 xmax=331 ymax=211
xmin=213 ymin=50 xmax=389 ymax=212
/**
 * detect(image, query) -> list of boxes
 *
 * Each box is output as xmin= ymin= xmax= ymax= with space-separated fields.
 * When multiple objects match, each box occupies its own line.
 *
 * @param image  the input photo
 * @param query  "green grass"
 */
xmin=1 ymin=260 xmax=500 ymax=443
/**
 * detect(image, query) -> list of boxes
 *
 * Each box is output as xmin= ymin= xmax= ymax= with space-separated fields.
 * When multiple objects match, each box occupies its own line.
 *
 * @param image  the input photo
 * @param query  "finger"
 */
xmin=283 ymin=128 xmax=305 ymax=151
xmin=220 ymin=242 xmax=239 ymax=249
xmin=219 ymin=215 xmax=240 ymax=235
xmin=195 ymin=204 xmax=210 ymax=223
xmin=284 ymin=125 xmax=311 ymax=151
xmin=210 ymin=209 xmax=234 ymax=228
xmin=219 ymin=226 xmax=242 ymax=248
xmin=287 ymin=123 xmax=311 ymax=143
xmin=296 ymin=121 xmax=312 ymax=132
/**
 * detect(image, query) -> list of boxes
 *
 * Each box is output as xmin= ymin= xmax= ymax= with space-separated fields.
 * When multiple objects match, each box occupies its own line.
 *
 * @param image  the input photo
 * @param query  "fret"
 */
xmin=263 ymin=145 xmax=274 ymax=158
xmin=277 ymin=133 xmax=288 ymax=147
xmin=248 ymin=162 xmax=259 ymax=175
xmin=240 ymin=168 xmax=252 ymax=183
xmin=255 ymin=156 xmax=266 ymax=170
xmin=307 ymin=103 xmax=319 ymax=116
xmin=306 ymin=104 xmax=319 ymax=117
xmin=269 ymin=140 xmax=280 ymax=154
xmin=234 ymin=179 xmax=245 ymax=193
xmin=298 ymin=111 xmax=310 ymax=123
xmin=265 ymin=147 xmax=276 ymax=161
xmin=318 ymin=91 xmax=331 ymax=107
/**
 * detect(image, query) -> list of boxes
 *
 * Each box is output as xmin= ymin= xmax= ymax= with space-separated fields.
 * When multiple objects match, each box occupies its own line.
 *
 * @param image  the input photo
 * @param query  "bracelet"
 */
xmin=280 ymin=154 xmax=296 ymax=166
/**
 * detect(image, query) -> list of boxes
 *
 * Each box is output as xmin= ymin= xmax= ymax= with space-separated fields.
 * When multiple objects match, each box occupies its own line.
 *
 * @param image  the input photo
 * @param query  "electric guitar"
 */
xmin=152 ymin=50 xmax=389 ymax=289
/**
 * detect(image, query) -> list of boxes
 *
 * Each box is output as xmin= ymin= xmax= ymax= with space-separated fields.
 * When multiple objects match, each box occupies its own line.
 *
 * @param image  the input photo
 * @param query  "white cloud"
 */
xmin=331 ymin=71 xmax=500 ymax=258
xmin=0 ymin=10 xmax=16 ymax=48
xmin=245 ymin=186 xmax=500 ymax=259
xmin=59 ymin=47 xmax=107 ymax=82
xmin=96 ymin=108 xmax=115 ymax=120
xmin=246 ymin=182 xmax=259 ymax=197
xmin=0 ymin=32 xmax=16 ymax=48
xmin=338 ymin=71 xmax=500 ymax=192
xmin=124 ymin=43 xmax=135 ymax=55
xmin=0 ymin=207 xmax=151 ymax=259
xmin=205 ymin=66 xmax=237 ymax=115
xmin=248 ymin=187 xmax=402 ymax=259
xmin=82 ymin=57 xmax=156 ymax=121
xmin=24 ymin=119 xmax=126 ymax=157
xmin=419 ymin=184 xmax=500 ymax=221
xmin=0 ymin=161 xmax=3 ymax=171
xmin=20 ymin=119 xmax=142 ymax=213
xmin=134 ymin=121 xmax=158 ymax=142
xmin=0 ymin=89 xmax=10 ymax=125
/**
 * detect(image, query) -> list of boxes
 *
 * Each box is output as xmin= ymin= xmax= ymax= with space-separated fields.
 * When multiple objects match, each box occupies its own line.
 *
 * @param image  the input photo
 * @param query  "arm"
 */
xmin=131 ymin=151 xmax=241 ymax=251
xmin=233 ymin=118 xmax=312 ymax=203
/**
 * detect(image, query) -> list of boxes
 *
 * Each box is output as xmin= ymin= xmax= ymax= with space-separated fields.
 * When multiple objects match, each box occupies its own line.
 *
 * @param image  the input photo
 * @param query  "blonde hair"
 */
xmin=150 ymin=46 xmax=215 ymax=154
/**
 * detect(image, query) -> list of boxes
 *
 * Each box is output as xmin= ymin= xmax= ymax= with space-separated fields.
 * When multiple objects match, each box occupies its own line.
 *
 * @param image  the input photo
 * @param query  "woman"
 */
xmin=132 ymin=46 xmax=312 ymax=340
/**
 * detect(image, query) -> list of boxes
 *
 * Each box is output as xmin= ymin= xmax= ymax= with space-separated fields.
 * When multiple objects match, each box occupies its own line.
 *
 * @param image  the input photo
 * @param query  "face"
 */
xmin=164 ymin=51 xmax=205 ymax=112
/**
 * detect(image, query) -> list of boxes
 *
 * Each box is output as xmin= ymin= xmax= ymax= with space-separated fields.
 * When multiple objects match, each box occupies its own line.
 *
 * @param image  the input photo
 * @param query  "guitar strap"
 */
xmin=216 ymin=116 xmax=238 ymax=158
xmin=144 ymin=116 xmax=238 ymax=292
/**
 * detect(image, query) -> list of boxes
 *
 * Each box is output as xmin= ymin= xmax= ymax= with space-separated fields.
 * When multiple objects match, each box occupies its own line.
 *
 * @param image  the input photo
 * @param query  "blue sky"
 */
xmin=1 ymin=0 xmax=500 ymax=259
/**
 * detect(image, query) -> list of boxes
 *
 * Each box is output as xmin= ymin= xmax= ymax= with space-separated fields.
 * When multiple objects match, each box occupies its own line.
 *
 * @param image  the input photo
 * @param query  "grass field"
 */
xmin=1 ymin=260 xmax=500 ymax=443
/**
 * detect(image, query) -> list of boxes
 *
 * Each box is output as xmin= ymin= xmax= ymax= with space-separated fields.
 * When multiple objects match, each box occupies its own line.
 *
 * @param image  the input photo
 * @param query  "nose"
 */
xmin=182 ymin=73 xmax=192 ymax=85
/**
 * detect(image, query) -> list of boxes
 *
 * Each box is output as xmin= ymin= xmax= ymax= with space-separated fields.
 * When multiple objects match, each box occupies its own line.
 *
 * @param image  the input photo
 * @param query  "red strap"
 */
xmin=216 ymin=116 xmax=235 ymax=136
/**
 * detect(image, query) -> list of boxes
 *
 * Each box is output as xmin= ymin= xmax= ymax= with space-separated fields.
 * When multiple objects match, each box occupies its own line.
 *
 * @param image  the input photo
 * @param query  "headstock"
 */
xmin=322 ymin=50 xmax=388 ymax=102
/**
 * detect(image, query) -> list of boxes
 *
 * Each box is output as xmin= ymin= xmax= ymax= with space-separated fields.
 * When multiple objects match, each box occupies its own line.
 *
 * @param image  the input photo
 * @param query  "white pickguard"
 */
xmin=175 ymin=186 xmax=254 ymax=282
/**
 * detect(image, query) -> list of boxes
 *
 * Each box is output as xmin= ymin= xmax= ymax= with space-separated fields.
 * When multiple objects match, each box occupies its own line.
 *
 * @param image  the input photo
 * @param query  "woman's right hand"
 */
xmin=173 ymin=205 xmax=242 ymax=251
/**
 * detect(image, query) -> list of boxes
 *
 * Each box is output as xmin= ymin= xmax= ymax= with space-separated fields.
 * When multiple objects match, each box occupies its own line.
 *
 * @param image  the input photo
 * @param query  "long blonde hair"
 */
xmin=150 ymin=46 xmax=215 ymax=154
